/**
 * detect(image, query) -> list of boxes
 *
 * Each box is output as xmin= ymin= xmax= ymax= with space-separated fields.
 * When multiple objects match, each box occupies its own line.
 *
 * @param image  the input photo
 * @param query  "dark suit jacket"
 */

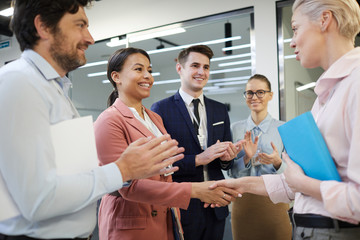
xmin=151 ymin=91 xmax=233 ymax=221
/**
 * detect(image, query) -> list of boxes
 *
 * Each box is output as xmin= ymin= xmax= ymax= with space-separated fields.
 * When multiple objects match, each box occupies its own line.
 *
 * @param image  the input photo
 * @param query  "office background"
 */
xmin=1 ymin=0 xmax=360 ymax=239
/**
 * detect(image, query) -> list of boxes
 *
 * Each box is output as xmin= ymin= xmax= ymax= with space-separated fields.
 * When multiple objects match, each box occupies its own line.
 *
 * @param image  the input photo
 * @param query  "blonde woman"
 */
xmin=212 ymin=0 xmax=360 ymax=239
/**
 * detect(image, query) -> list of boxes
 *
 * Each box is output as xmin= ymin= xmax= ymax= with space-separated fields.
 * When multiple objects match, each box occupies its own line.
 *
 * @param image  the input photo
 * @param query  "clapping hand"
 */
xmin=257 ymin=142 xmax=282 ymax=169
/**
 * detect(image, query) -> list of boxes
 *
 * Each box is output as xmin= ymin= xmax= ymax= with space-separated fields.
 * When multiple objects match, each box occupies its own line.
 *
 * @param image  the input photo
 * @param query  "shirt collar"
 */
xmin=246 ymin=113 xmax=272 ymax=133
xmin=315 ymin=47 xmax=360 ymax=105
xmin=179 ymin=88 xmax=204 ymax=107
xmin=22 ymin=49 xmax=72 ymax=92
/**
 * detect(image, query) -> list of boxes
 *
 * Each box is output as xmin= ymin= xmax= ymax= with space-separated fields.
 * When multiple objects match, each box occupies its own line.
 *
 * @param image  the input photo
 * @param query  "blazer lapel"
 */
xmin=144 ymin=108 xmax=167 ymax=135
xmin=204 ymin=96 xmax=214 ymax=146
xmin=174 ymin=91 xmax=201 ymax=147
xmin=113 ymin=99 xmax=153 ymax=137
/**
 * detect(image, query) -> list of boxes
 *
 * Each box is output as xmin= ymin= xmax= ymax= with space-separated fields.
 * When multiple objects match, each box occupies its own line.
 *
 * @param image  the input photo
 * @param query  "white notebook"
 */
xmin=0 ymin=116 xmax=98 ymax=221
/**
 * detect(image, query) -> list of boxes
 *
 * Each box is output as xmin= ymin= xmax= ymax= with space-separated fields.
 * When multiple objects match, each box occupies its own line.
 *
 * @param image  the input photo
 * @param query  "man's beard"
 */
xmin=49 ymin=29 xmax=87 ymax=73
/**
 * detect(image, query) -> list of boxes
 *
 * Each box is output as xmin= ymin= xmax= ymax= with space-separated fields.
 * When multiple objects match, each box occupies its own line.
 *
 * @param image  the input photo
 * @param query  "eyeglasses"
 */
xmin=243 ymin=90 xmax=271 ymax=99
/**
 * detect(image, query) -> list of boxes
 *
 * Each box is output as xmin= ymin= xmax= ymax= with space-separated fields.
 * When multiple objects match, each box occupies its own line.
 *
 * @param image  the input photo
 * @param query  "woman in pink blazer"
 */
xmin=94 ymin=48 xmax=238 ymax=240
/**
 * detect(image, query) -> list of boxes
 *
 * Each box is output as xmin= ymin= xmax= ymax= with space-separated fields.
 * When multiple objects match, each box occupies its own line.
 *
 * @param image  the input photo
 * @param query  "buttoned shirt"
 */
xmin=179 ymin=88 xmax=210 ymax=180
xmin=0 ymin=50 xmax=124 ymax=238
xmin=263 ymin=47 xmax=360 ymax=224
xmin=229 ymin=113 xmax=286 ymax=178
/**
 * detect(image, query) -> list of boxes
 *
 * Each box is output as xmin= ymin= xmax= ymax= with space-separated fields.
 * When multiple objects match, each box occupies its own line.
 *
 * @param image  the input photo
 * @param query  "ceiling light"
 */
xmin=205 ymin=87 xmax=243 ymax=95
xmin=80 ymin=60 xmax=108 ymax=68
xmin=147 ymin=36 xmax=242 ymax=55
xmin=208 ymin=76 xmax=250 ymax=84
xmin=222 ymin=43 xmax=251 ymax=52
xmin=153 ymin=79 xmax=180 ymax=85
xmin=218 ymin=59 xmax=251 ymax=67
xmin=296 ymin=82 xmax=316 ymax=91
xmin=214 ymin=80 xmax=248 ymax=86
xmin=284 ymin=54 xmax=296 ymax=59
xmin=88 ymin=71 xmax=107 ymax=77
xmin=151 ymin=72 xmax=161 ymax=77
xmin=129 ymin=27 xmax=186 ymax=43
xmin=211 ymin=53 xmax=251 ymax=62
xmin=210 ymin=66 xmax=252 ymax=74
xmin=106 ymin=37 xmax=128 ymax=47
xmin=0 ymin=7 xmax=14 ymax=17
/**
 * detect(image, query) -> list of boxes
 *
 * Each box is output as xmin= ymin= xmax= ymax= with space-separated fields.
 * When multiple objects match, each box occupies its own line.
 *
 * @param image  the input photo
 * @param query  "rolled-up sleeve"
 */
xmin=262 ymin=174 xmax=295 ymax=204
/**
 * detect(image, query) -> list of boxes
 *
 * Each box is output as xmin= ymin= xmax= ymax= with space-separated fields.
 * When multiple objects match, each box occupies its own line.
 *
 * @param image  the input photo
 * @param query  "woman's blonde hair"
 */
xmin=293 ymin=0 xmax=360 ymax=41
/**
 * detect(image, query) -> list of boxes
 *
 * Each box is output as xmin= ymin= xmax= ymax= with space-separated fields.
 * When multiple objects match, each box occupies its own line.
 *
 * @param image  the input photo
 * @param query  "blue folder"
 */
xmin=278 ymin=111 xmax=341 ymax=181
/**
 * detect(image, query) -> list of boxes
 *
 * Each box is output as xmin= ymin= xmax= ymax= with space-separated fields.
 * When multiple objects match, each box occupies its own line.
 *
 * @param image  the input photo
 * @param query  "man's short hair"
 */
xmin=177 ymin=45 xmax=214 ymax=66
xmin=11 ymin=0 xmax=93 ymax=51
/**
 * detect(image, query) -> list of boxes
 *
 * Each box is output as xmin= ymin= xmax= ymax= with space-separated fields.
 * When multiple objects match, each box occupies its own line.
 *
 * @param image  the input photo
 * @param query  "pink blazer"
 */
xmin=94 ymin=98 xmax=191 ymax=240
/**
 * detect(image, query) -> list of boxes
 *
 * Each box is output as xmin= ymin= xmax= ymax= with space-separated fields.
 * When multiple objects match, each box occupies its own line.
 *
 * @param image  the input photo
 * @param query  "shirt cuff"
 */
xmin=262 ymin=174 xmax=294 ymax=203
xmin=100 ymin=162 xmax=124 ymax=191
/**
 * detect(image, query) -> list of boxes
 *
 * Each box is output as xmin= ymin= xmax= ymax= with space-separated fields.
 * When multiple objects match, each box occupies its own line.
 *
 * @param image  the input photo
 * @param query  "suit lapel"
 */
xmin=144 ymin=108 xmax=167 ymax=135
xmin=204 ymin=96 xmax=214 ymax=146
xmin=174 ymin=92 xmax=201 ymax=147
xmin=113 ymin=99 xmax=153 ymax=137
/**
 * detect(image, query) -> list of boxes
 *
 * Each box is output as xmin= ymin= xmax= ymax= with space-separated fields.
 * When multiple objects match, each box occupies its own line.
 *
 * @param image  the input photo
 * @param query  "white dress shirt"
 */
xmin=0 ymin=50 xmax=124 ymax=238
xmin=179 ymin=88 xmax=210 ymax=180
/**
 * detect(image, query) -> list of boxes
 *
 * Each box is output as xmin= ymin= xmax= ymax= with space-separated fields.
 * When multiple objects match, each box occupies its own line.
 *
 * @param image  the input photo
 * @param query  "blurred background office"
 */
xmin=1 ymin=0 xmax=360 ymax=239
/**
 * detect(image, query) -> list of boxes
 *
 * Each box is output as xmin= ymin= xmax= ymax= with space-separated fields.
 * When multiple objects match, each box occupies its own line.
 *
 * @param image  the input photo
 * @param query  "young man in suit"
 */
xmin=151 ymin=45 xmax=241 ymax=240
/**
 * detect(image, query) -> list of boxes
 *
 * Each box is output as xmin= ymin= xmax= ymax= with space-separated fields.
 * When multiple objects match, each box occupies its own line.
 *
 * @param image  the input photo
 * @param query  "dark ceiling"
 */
xmin=0 ymin=0 xmax=12 ymax=37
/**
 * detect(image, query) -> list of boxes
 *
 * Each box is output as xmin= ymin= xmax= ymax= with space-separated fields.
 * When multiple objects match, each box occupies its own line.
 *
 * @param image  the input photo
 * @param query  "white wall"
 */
xmin=0 ymin=0 xmax=284 ymax=119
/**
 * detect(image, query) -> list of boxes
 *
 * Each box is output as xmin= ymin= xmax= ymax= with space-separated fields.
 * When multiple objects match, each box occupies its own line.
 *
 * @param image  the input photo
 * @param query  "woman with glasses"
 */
xmin=228 ymin=74 xmax=291 ymax=240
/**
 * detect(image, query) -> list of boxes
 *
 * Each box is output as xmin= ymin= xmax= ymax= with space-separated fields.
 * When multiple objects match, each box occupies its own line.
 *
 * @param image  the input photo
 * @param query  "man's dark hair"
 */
xmin=11 ymin=0 xmax=92 ymax=51
xmin=177 ymin=45 xmax=214 ymax=66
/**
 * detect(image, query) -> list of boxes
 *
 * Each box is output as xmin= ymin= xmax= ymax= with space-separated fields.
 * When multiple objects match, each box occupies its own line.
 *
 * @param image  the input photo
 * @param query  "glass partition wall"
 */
xmin=277 ymin=0 xmax=322 ymax=121
xmin=69 ymin=8 xmax=254 ymax=123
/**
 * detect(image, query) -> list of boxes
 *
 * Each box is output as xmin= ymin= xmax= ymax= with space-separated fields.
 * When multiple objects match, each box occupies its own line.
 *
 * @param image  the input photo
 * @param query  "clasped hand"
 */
xmin=192 ymin=181 xmax=240 ymax=208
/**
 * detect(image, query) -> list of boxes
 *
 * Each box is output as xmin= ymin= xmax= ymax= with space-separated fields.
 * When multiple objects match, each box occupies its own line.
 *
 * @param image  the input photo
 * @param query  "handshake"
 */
xmin=114 ymin=134 xmax=244 ymax=207
xmin=191 ymin=181 xmax=242 ymax=208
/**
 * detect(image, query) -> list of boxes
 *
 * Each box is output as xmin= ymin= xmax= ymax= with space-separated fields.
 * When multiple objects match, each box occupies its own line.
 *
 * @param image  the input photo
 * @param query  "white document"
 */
xmin=0 ymin=116 xmax=99 ymax=221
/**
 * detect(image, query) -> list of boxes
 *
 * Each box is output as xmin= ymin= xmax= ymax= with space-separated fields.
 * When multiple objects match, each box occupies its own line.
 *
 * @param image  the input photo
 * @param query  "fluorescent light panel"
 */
xmin=214 ymin=80 xmax=248 ymax=86
xmin=88 ymin=71 xmax=107 ymax=77
xmin=285 ymin=54 xmax=296 ymax=59
xmin=210 ymin=66 xmax=251 ymax=74
xmin=153 ymin=79 xmax=180 ymax=85
xmin=107 ymin=28 xmax=186 ymax=47
xmin=205 ymin=87 xmax=243 ymax=95
xmin=0 ymin=7 xmax=13 ymax=17
xmin=106 ymin=37 xmax=127 ymax=47
xmin=80 ymin=60 xmax=108 ymax=68
xmin=147 ymin=36 xmax=241 ymax=55
xmin=222 ymin=43 xmax=250 ymax=52
xmin=208 ymin=76 xmax=250 ymax=84
xmin=296 ymin=82 xmax=316 ymax=91
xmin=129 ymin=28 xmax=186 ymax=43
xmin=211 ymin=53 xmax=251 ymax=62
xmin=218 ymin=59 xmax=251 ymax=67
